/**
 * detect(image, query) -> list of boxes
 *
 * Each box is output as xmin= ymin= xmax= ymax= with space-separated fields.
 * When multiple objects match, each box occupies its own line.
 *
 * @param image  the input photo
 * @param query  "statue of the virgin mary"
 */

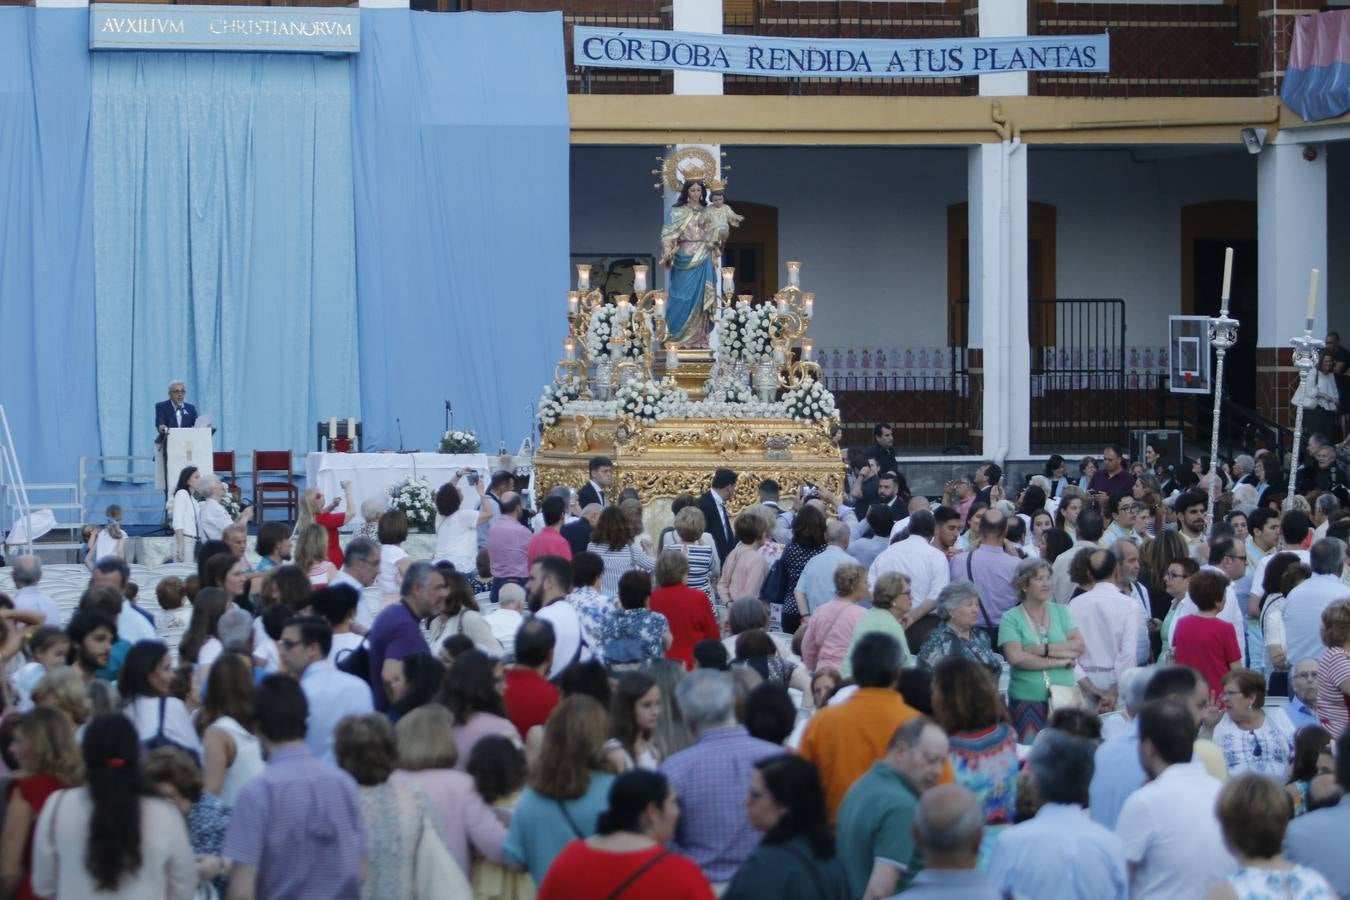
xmin=659 ymin=178 xmax=719 ymax=345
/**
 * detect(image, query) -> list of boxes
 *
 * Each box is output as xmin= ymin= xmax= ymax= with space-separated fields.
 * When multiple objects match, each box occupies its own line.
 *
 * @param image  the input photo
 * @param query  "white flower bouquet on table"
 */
xmin=439 ymin=429 xmax=480 ymax=454
xmin=717 ymin=304 xmax=774 ymax=364
xmin=538 ymin=377 xmax=584 ymax=428
xmin=586 ymin=305 xmax=645 ymax=362
xmin=781 ymin=378 xmax=838 ymax=423
xmin=385 ymin=475 xmax=436 ymax=532
xmin=615 ymin=378 xmax=688 ymax=424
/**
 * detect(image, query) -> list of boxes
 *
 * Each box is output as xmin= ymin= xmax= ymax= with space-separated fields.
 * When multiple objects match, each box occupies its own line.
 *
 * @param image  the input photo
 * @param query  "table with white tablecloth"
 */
xmin=305 ymin=452 xmax=493 ymax=519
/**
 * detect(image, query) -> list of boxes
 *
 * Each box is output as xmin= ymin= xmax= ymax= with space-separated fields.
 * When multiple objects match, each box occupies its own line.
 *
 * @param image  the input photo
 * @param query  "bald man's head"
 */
xmin=912 ymin=784 xmax=983 ymax=865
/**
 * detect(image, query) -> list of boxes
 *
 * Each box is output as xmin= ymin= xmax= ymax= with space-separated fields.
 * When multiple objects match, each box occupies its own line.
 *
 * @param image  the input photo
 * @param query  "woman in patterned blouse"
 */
xmin=599 ymin=571 xmax=671 ymax=671
xmin=777 ymin=505 xmax=828 ymax=635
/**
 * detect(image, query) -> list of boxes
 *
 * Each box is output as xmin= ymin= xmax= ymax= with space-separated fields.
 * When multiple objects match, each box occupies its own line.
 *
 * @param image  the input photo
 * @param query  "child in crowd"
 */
xmin=467 ymin=735 xmax=532 ymax=900
xmin=182 ymin=574 xmax=201 ymax=604
xmin=156 ymin=577 xmax=186 ymax=631
xmin=12 ymin=626 xmax=70 ymax=712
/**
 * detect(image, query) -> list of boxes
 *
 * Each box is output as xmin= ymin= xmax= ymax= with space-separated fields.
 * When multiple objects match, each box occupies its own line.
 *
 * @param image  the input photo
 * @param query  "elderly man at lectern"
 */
xmin=155 ymin=380 xmax=213 ymax=502
xmin=155 ymin=380 xmax=199 ymax=440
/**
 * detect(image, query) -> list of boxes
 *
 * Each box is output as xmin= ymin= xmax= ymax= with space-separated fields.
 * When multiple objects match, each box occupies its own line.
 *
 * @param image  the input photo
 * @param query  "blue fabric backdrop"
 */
xmin=91 ymin=51 xmax=360 ymax=472
xmin=0 ymin=9 xmax=100 ymax=487
xmin=351 ymin=10 xmax=568 ymax=454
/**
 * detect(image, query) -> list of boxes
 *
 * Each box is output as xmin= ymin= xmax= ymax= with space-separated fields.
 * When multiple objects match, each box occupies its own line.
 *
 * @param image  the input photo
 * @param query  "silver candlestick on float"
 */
xmin=1286 ymin=268 xmax=1323 ymax=511
xmin=1207 ymin=248 xmax=1238 ymax=529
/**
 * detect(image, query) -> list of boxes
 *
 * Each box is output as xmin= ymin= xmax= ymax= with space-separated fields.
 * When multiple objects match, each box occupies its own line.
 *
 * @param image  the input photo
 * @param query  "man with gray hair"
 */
xmin=660 ymin=669 xmax=781 ymax=891
xmin=988 ymin=730 xmax=1127 ymax=899
xmin=1112 ymin=539 xmax=1154 ymax=667
xmin=1101 ymin=665 xmax=1153 ymax=742
xmin=365 ymin=560 xmax=441 ymax=711
xmin=869 ymin=508 xmax=950 ymax=627
xmin=10 ymin=555 xmax=60 ymax=625
xmin=1285 ymin=537 xmax=1350 ymax=664
xmin=898 ymin=784 xmax=1000 ymax=899
xmin=795 ymin=519 xmax=853 ymax=617
xmin=1315 ymin=493 xmax=1342 ymax=540
xmin=836 ymin=716 xmax=949 ymax=898
xmin=331 ymin=536 xmax=382 ymax=627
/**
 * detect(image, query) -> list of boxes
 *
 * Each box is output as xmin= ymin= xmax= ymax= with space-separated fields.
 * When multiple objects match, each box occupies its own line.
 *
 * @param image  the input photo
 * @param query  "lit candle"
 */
xmin=737 ymin=294 xmax=752 ymax=307
xmin=1220 ymin=246 xmax=1234 ymax=308
xmin=347 ymin=418 xmax=356 ymax=441
xmin=615 ymin=295 xmax=631 ymax=320
xmin=567 ymin=291 xmax=579 ymax=317
xmin=773 ymin=344 xmax=786 ymax=364
xmin=786 ymin=261 xmax=801 ymax=288
xmin=776 ymin=292 xmax=788 ymax=316
xmin=665 ymin=342 xmax=679 ymax=370
xmin=564 ymin=337 xmax=575 ymax=360
xmin=576 ymin=265 xmax=590 ymax=292
xmin=721 ymin=267 xmax=736 ymax=294
xmin=1307 ymin=267 xmax=1321 ymax=325
xmin=328 ymin=417 xmax=337 ymax=440
xmin=803 ymin=293 xmax=815 ymax=319
xmin=654 ymin=296 xmax=665 ymax=319
xmin=801 ymin=339 xmax=814 ymax=361
xmin=632 ymin=265 xmax=648 ymax=294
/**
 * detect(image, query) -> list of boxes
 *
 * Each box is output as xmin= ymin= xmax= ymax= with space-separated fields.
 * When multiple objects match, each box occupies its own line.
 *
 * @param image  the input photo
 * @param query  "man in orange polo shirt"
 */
xmin=800 ymin=631 xmax=949 ymax=821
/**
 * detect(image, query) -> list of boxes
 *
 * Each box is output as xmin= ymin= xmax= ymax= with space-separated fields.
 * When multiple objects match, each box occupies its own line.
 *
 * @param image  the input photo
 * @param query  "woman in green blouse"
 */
xmin=997 ymin=558 xmax=1085 ymax=744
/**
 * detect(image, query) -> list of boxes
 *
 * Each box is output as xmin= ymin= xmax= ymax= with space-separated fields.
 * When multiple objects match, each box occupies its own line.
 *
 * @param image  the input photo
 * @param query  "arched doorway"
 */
xmin=721 ymin=201 xmax=779 ymax=298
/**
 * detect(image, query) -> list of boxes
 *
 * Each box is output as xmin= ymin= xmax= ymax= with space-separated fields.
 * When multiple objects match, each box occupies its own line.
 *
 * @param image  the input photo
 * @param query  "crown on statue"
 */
xmin=656 ymin=146 xmax=728 ymax=194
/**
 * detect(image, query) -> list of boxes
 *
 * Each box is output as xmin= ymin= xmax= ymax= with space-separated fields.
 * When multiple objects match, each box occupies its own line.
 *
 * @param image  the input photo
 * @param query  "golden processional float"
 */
xmin=533 ymin=148 xmax=843 ymax=509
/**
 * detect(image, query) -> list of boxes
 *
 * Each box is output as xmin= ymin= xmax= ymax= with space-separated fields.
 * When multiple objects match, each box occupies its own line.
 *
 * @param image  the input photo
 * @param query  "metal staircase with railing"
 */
xmin=0 ymin=406 xmax=85 ymax=559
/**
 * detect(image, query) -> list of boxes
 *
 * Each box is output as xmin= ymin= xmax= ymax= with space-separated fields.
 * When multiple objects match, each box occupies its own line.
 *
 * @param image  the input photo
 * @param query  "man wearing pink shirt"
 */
xmin=527 ymin=495 xmax=572 ymax=565
xmin=1069 ymin=549 xmax=1141 ymax=713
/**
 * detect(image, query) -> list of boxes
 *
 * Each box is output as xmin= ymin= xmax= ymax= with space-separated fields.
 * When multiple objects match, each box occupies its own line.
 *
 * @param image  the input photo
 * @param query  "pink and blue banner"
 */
xmin=1282 ymin=10 xmax=1350 ymax=123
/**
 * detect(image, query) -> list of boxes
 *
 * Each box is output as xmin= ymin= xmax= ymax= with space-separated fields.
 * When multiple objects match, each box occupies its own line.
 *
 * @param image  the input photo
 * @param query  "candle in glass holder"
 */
xmin=801 ymin=339 xmax=814 ymax=361
xmin=776 ymin=293 xmax=789 ymax=316
xmin=576 ymin=265 xmax=591 ymax=292
xmin=803 ymin=293 xmax=815 ymax=318
xmin=665 ymin=342 xmax=679 ymax=370
xmin=786 ymin=261 xmax=801 ymax=288
xmin=633 ymin=265 xmax=648 ymax=294
xmin=737 ymin=294 xmax=752 ymax=307
xmin=654 ymin=296 xmax=665 ymax=319
xmin=328 ymin=417 xmax=338 ymax=440
xmin=773 ymin=344 xmax=786 ymax=364
xmin=347 ymin=418 xmax=356 ymax=441
xmin=567 ymin=292 xmax=579 ymax=317
xmin=615 ymin=295 xmax=631 ymax=320
xmin=721 ymin=267 xmax=736 ymax=294
xmin=1307 ymin=268 xmax=1321 ymax=324
xmin=564 ymin=337 xmax=575 ymax=360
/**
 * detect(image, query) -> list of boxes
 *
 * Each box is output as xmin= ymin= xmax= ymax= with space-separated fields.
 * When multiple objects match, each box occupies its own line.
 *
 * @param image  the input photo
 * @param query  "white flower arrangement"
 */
xmin=781 ymin=378 xmax=838 ymax=423
xmin=616 ymin=378 xmax=688 ymax=424
xmin=703 ymin=371 xmax=754 ymax=404
xmin=717 ymin=304 xmax=774 ymax=364
xmin=218 ymin=490 xmax=241 ymax=519
xmin=586 ymin=305 xmax=645 ymax=362
xmin=385 ymin=475 xmax=436 ymax=532
xmin=538 ymin=377 xmax=583 ymax=428
xmin=439 ymin=429 xmax=480 ymax=454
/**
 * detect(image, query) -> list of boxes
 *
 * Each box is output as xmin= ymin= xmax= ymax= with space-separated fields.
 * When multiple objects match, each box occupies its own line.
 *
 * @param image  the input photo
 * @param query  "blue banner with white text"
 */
xmin=573 ymin=26 xmax=1109 ymax=79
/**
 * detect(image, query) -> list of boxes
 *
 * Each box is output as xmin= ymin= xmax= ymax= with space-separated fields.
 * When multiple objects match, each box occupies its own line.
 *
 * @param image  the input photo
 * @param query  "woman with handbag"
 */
xmin=997 ymin=559 xmax=1085 ymax=744
xmin=335 ymin=714 xmax=470 ymax=899
xmin=536 ymin=769 xmax=711 ymax=899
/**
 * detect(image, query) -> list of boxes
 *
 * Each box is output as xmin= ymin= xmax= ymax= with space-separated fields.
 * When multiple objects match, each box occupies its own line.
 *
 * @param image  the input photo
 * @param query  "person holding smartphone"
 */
xmin=434 ymin=470 xmax=492 ymax=574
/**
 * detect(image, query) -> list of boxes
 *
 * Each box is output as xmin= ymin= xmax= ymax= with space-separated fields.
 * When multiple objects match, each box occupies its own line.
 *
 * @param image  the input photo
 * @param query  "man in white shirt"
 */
xmin=1053 ymin=509 xmax=1106 ymax=604
xmin=1285 ymin=537 xmax=1350 ymax=664
xmin=486 ymin=582 xmax=526 ymax=658
xmin=1169 ymin=536 xmax=1249 ymax=668
xmin=330 ymin=538 xmax=382 ymax=628
xmin=1116 ymin=697 xmax=1234 ymax=899
xmin=10 ymin=555 xmax=61 ymax=625
xmin=279 ymin=615 xmax=375 ymax=762
xmin=90 ymin=558 xmax=157 ymax=643
xmin=1069 ymin=550 xmax=1141 ymax=712
xmin=529 ymin=555 xmax=591 ymax=679
xmin=1248 ymin=510 xmax=1313 ymax=610
xmin=869 ymin=510 xmax=950 ymax=627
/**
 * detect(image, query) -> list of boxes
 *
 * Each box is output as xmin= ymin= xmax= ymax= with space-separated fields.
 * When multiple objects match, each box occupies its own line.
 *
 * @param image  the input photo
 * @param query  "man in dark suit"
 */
xmin=870 ymin=422 xmax=899 ymax=480
xmin=562 ymin=503 xmax=601 ymax=557
xmin=697 ymin=467 xmax=738 ymax=562
xmin=154 ymin=380 xmax=199 ymax=445
xmin=973 ymin=461 xmax=1001 ymax=507
xmin=577 ymin=455 xmax=614 ymax=509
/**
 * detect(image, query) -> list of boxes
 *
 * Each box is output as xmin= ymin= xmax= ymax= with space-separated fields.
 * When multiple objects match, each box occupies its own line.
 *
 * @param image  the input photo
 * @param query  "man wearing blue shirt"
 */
xmin=279 ymin=615 xmax=373 ymax=762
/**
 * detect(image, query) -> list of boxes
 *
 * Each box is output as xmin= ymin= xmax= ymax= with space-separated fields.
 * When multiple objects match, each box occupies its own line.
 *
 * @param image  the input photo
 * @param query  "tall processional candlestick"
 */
xmin=1286 ymin=268 xmax=1323 ymax=511
xmin=1207 ymin=247 xmax=1239 ymax=529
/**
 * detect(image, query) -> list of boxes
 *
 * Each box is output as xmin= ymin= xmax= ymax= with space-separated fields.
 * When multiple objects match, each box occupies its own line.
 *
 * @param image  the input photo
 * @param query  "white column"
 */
xmin=977 ymin=0 xmax=1028 ymax=98
xmin=969 ymin=0 xmax=1029 ymax=460
xmin=969 ymin=143 xmax=1030 ymax=460
xmin=672 ymin=0 xmax=722 ymax=96
xmin=1257 ymin=139 xmax=1327 ymax=345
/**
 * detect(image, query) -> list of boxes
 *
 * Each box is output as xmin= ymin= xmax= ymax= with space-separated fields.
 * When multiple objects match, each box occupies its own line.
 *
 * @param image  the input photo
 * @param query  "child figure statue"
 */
xmin=705 ymin=185 xmax=744 ymax=250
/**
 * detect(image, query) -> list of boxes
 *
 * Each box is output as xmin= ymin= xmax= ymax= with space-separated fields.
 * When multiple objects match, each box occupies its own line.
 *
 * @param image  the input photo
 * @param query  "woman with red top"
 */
xmin=1173 ymin=570 xmax=1242 ymax=699
xmin=537 ymin=769 xmax=712 ymax=900
xmin=649 ymin=552 xmax=720 ymax=670
xmin=299 ymin=482 xmax=355 ymax=569
xmin=0 ymin=708 xmax=84 ymax=900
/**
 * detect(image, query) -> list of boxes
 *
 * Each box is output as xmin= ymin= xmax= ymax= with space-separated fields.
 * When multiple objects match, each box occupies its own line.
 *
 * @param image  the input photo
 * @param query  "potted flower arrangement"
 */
xmin=718 ymin=304 xmax=773 ymax=365
xmin=385 ymin=475 xmax=436 ymax=532
xmin=616 ymin=378 xmax=687 ymax=424
xmin=538 ymin=377 xmax=583 ymax=428
xmin=439 ymin=429 xmax=480 ymax=454
xmin=586 ymin=305 xmax=645 ymax=362
xmin=782 ymin=378 xmax=837 ymax=423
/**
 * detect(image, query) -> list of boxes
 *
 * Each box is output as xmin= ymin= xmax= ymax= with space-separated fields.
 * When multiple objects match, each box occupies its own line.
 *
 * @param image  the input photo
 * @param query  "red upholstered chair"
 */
xmin=213 ymin=451 xmax=242 ymax=503
xmin=252 ymin=451 xmax=299 ymax=526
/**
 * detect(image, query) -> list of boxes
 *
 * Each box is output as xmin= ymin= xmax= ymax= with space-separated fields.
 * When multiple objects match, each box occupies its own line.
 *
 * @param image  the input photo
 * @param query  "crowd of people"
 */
xmin=3 ymin=431 xmax=1350 ymax=898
